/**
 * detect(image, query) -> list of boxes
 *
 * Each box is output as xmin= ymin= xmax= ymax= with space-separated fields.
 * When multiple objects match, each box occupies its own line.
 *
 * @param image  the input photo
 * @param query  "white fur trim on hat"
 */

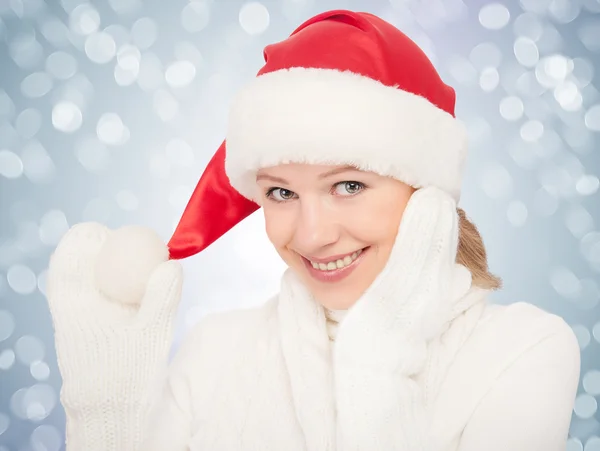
xmin=225 ymin=67 xmax=468 ymax=202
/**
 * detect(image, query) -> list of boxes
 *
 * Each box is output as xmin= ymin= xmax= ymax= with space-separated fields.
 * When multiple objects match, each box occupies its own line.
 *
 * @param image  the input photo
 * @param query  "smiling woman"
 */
xmin=255 ymin=163 xmax=501 ymax=309
xmin=46 ymin=8 xmax=579 ymax=451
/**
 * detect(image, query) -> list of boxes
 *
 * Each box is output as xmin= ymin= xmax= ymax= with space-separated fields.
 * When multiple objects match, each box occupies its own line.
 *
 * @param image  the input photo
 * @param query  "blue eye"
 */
xmin=333 ymin=181 xmax=365 ymax=196
xmin=266 ymin=188 xmax=296 ymax=202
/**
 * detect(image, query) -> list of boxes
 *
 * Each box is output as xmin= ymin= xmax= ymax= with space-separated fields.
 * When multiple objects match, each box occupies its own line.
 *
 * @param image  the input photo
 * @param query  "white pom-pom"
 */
xmin=95 ymin=226 xmax=169 ymax=305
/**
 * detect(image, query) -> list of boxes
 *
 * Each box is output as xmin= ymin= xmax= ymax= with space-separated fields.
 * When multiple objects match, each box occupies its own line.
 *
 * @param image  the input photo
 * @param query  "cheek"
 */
xmin=380 ymin=186 xmax=413 ymax=238
xmin=263 ymin=206 xmax=295 ymax=249
xmin=353 ymin=197 xmax=406 ymax=244
xmin=386 ymin=200 xmax=408 ymax=237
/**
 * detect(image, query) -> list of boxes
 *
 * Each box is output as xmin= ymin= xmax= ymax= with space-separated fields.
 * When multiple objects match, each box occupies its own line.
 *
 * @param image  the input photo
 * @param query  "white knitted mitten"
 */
xmin=333 ymin=186 xmax=473 ymax=451
xmin=46 ymin=222 xmax=183 ymax=451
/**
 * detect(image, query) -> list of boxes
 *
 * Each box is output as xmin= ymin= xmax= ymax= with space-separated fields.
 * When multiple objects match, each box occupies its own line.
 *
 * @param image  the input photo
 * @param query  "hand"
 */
xmin=333 ymin=187 xmax=473 ymax=451
xmin=46 ymin=222 xmax=183 ymax=411
xmin=334 ymin=186 xmax=472 ymax=371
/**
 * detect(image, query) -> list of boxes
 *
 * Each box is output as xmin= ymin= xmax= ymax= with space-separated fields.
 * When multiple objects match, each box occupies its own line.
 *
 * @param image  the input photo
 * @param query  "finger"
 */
xmin=133 ymin=260 xmax=183 ymax=329
xmin=411 ymin=189 xmax=458 ymax=290
xmin=49 ymin=222 xmax=111 ymax=282
xmin=426 ymin=191 xmax=459 ymax=269
xmin=391 ymin=187 xmax=447 ymax=276
xmin=47 ymin=222 xmax=110 ymax=311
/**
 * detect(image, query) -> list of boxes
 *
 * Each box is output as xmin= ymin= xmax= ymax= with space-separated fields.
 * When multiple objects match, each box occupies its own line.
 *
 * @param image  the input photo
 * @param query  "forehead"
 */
xmin=256 ymin=163 xmax=360 ymax=179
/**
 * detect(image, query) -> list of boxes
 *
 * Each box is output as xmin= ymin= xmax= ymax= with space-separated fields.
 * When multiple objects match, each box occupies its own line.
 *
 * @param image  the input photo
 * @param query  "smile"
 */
xmin=308 ymin=249 xmax=363 ymax=270
xmin=300 ymin=247 xmax=370 ymax=283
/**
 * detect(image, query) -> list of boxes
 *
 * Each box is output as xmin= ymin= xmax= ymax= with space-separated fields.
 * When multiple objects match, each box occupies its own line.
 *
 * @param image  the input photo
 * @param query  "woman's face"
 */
xmin=256 ymin=163 xmax=415 ymax=310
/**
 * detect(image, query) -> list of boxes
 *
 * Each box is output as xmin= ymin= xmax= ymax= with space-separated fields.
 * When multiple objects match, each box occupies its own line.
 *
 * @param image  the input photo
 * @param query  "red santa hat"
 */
xmin=168 ymin=9 xmax=468 ymax=260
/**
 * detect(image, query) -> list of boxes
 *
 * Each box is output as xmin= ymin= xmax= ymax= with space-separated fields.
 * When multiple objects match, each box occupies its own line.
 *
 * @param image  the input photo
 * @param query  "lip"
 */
xmin=301 ymin=246 xmax=370 ymax=283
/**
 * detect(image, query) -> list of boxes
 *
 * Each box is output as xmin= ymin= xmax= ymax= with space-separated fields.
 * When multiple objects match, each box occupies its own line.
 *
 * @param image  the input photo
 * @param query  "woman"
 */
xmin=47 ymin=9 xmax=580 ymax=451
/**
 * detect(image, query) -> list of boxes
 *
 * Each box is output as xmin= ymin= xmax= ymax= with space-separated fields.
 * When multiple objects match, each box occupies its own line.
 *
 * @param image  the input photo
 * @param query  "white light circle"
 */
xmin=239 ymin=2 xmax=270 ymax=36
xmin=84 ymin=31 xmax=116 ymax=64
xmin=479 ymin=3 xmax=510 ymax=30
xmin=165 ymin=60 xmax=196 ymax=88
xmin=52 ymin=101 xmax=83 ymax=133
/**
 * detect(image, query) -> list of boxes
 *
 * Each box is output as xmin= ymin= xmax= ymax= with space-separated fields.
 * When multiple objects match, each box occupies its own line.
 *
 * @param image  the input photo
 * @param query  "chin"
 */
xmin=291 ymin=258 xmax=370 ymax=310
xmin=309 ymin=286 xmax=361 ymax=310
xmin=320 ymin=298 xmax=357 ymax=310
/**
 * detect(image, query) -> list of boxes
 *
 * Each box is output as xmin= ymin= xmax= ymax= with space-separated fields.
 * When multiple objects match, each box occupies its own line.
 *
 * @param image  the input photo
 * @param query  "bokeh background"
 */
xmin=0 ymin=0 xmax=599 ymax=449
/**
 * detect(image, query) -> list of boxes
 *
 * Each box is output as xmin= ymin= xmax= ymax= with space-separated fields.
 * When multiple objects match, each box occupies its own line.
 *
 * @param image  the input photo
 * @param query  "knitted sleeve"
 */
xmin=457 ymin=320 xmax=580 ymax=451
xmin=61 ymin=326 xmax=205 ymax=451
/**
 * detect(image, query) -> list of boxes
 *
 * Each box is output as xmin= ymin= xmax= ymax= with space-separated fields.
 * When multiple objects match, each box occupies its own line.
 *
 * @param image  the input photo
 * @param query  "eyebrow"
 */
xmin=317 ymin=165 xmax=360 ymax=179
xmin=255 ymin=174 xmax=289 ymax=184
xmin=255 ymin=165 xmax=360 ymax=184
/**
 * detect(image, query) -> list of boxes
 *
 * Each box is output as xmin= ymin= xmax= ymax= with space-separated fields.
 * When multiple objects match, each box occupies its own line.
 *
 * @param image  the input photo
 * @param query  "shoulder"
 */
xmin=474 ymin=301 xmax=580 ymax=360
xmin=453 ymin=302 xmax=581 ymax=449
xmin=431 ymin=301 xmax=581 ymax=443
xmin=161 ymin=298 xmax=279 ymax=417
xmin=198 ymin=295 xmax=278 ymax=341
xmin=443 ymin=300 xmax=580 ymax=402
xmin=170 ymin=296 xmax=279 ymax=371
xmin=440 ymin=300 xmax=580 ymax=391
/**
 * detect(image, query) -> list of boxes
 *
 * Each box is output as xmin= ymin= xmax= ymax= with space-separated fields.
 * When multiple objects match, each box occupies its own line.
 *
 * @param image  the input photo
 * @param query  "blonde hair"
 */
xmin=456 ymin=208 xmax=502 ymax=291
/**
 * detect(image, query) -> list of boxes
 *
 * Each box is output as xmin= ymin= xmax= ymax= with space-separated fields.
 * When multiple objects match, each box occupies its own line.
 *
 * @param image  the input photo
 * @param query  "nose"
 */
xmin=292 ymin=197 xmax=340 ymax=253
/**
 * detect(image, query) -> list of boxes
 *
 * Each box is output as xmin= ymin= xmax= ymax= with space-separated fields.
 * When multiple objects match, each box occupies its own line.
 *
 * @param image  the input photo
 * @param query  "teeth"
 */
xmin=309 ymin=249 xmax=364 ymax=272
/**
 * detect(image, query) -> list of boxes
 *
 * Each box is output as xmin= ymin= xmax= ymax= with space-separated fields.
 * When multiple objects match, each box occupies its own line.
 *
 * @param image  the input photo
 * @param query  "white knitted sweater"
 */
xmin=47 ymin=189 xmax=580 ymax=451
